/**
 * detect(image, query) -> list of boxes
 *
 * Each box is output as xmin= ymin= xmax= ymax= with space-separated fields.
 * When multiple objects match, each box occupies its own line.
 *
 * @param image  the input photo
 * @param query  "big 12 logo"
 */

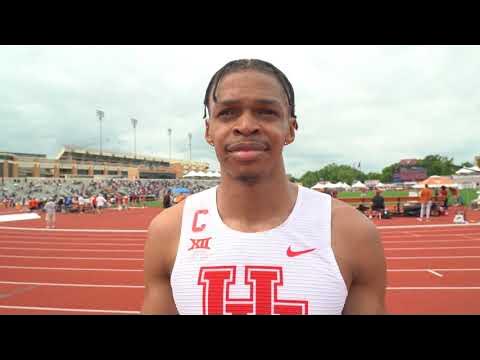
xmin=198 ymin=266 xmax=309 ymax=315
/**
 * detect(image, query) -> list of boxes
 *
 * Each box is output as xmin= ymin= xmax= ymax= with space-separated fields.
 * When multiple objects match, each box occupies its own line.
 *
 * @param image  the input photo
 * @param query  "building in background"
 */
xmin=393 ymin=159 xmax=428 ymax=183
xmin=0 ymin=146 xmax=209 ymax=180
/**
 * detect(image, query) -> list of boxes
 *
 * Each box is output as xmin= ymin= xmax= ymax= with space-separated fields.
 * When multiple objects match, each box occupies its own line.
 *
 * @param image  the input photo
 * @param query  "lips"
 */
xmin=225 ymin=141 xmax=268 ymax=162
xmin=226 ymin=142 xmax=268 ymax=152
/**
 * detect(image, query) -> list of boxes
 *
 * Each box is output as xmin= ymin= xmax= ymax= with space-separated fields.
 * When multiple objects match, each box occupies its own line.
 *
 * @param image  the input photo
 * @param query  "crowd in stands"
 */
xmin=0 ymin=177 xmax=219 ymax=213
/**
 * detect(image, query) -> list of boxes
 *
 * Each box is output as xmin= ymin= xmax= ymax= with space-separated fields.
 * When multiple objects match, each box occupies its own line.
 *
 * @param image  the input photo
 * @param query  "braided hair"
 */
xmin=203 ymin=59 xmax=298 ymax=129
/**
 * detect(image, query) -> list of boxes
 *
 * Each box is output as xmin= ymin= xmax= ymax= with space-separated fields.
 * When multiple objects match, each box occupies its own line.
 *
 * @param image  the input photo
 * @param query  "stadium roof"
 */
xmin=56 ymin=145 xmax=208 ymax=166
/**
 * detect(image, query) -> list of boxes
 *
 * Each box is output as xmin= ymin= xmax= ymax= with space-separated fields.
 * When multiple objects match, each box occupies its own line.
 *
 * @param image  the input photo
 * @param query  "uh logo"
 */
xmin=190 ymin=209 xmax=309 ymax=315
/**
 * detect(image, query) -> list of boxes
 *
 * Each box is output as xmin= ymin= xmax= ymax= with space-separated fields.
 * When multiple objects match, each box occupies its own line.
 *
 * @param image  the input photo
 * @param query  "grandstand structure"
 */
xmin=0 ymin=145 xmax=209 ymax=180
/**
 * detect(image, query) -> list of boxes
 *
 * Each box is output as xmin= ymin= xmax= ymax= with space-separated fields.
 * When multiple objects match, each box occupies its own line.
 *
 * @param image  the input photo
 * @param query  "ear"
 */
xmin=285 ymin=117 xmax=297 ymax=145
xmin=204 ymin=119 xmax=213 ymax=145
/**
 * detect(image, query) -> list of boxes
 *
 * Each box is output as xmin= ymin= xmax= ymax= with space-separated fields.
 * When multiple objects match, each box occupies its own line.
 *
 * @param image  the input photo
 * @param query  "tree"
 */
xmin=418 ymin=155 xmax=459 ymax=177
xmin=299 ymin=170 xmax=322 ymax=188
xmin=380 ymin=163 xmax=398 ymax=183
xmin=366 ymin=172 xmax=382 ymax=180
xmin=299 ymin=163 xmax=366 ymax=188
xmin=461 ymin=161 xmax=473 ymax=168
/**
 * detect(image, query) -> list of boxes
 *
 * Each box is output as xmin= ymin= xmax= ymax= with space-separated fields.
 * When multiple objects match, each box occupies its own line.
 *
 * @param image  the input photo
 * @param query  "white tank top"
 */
xmin=171 ymin=185 xmax=348 ymax=315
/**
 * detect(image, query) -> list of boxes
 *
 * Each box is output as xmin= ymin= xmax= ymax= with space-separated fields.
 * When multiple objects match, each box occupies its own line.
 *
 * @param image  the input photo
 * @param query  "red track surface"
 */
xmin=1 ymin=208 xmax=479 ymax=314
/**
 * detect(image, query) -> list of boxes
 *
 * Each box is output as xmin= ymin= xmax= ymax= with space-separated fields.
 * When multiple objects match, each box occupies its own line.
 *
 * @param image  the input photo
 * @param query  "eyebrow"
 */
xmin=216 ymin=98 xmax=283 ymax=107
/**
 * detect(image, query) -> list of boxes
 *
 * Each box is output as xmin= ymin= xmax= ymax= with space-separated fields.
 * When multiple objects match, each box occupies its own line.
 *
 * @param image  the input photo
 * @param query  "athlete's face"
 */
xmin=205 ymin=70 xmax=297 ymax=182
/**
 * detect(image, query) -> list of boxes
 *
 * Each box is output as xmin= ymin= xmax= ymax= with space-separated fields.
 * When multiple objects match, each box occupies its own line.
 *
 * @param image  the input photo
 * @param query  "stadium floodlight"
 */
xmin=131 ymin=118 xmax=138 ymax=159
xmin=188 ymin=132 xmax=192 ymax=161
xmin=96 ymin=110 xmax=105 ymax=156
xmin=168 ymin=128 xmax=172 ymax=161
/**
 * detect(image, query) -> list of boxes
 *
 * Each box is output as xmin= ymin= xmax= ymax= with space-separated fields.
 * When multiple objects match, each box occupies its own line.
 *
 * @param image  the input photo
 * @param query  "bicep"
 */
xmin=342 ymin=225 xmax=386 ymax=315
xmin=142 ymin=210 xmax=181 ymax=315
xmin=142 ymin=275 xmax=178 ymax=315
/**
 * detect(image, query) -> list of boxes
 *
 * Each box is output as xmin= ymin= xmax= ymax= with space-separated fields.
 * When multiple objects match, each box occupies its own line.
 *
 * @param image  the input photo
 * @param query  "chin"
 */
xmin=227 ymin=167 xmax=269 ymax=185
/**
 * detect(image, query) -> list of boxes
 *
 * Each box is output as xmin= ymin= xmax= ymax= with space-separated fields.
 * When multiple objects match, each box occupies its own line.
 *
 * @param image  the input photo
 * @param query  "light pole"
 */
xmin=96 ymin=110 xmax=104 ymax=155
xmin=168 ymin=128 xmax=172 ymax=161
xmin=188 ymin=132 xmax=192 ymax=161
xmin=131 ymin=118 xmax=138 ymax=159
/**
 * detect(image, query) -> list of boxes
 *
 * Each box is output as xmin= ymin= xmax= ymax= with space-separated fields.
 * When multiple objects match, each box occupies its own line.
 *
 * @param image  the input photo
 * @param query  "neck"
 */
xmin=216 ymin=164 xmax=299 ymax=232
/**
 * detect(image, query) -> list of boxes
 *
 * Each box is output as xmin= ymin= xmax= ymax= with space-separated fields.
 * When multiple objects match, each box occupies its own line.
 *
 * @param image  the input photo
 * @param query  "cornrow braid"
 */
xmin=203 ymin=59 xmax=298 ymax=129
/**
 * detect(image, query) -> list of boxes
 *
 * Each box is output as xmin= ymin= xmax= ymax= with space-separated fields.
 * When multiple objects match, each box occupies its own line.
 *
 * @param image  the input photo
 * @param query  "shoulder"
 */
xmin=145 ymin=201 xmax=185 ymax=275
xmin=331 ymin=198 xmax=380 ymax=250
xmin=331 ymin=198 xmax=384 ymax=284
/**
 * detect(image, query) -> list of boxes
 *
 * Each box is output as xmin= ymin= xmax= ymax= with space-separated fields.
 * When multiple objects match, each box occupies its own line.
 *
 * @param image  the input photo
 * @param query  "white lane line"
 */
xmin=381 ymin=239 xmax=480 ymax=244
xmin=381 ymin=233 xmax=480 ymax=239
xmin=378 ymin=223 xmax=480 ymax=230
xmin=0 ymin=280 xmax=143 ymax=288
xmin=0 ymin=265 xmax=142 ymax=272
xmin=387 ymin=286 xmax=480 ymax=290
xmin=0 ymin=305 xmax=140 ymax=314
xmin=0 ymin=255 xmax=143 ymax=261
xmin=427 ymin=269 xmax=444 ymax=277
xmin=0 ymin=226 xmax=147 ymax=233
xmin=0 ymin=246 xmax=143 ymax=253
xmin=0 ymin=233 xmax=146 ymax=239
xmin=387 ymin=255 xmax=480 ymax=260
xmin=384 ymin=246 xmax=480 ymax=251
xmin=388 ymin=268 xmax=480 ymax=272
xmin=0 ymin=240 xmax=144 ymax=246
xmin=1 ymin=266 xmax=477 ymax=274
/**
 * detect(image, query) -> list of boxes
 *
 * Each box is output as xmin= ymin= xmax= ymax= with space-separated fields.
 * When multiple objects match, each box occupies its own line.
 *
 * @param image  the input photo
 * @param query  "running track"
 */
xmin=0 ymin=209 xmax=479 ymax=314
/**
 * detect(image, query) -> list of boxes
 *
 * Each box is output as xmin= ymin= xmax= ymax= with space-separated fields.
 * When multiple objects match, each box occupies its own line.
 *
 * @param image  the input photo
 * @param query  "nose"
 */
xmin=233 ymin=112 xmax=260 ymax=136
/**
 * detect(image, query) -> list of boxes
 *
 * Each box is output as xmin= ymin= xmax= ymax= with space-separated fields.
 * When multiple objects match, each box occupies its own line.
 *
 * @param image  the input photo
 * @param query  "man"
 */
xmin=95 ymin=193 xmax=107 ymax=214
xmin=370 ymin=190 xmax=385 ymax=219
xmin=449 ymin=186 xmax=460 ymax=206
xmin=143 ymin=59 xmax=386 ymax=315
xmin=78 ymin=194 xmax=85 ymax=214
xmin=44 ymin=198 xmax=56 ymax=229
xmin=91 ymin=194 xmax=97 ymax=213
xmin=418 ymin=184 xmax=433 ymax=221
xmin=163 ymin=189 xmax=172 ymax=209
xmin=439 ymin=185 xmax=449 ymax=215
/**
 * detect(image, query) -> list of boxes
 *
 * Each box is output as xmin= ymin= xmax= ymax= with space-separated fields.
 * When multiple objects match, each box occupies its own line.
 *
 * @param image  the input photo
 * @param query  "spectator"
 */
xmin=57 ymin=196 xmax=65 ymax=213
xmin=163 ymin=189 xmax=172 ymax=209
xmin=449 ymin=186 xmax=460 ymax=206
xmin=370 ymin=190 xmax=385 ymax=219
xmin=44 ymin=198 xmax=57 ymax=229
xmin=418 ymin=184 xmax=433 ymax=222
xmin=439 ymin=185 xmax=449 ymax=215
xmin=78 ymin=194 xmax=85 ymax=214
xmin=95 ymin=193 xmax=107 ymax=214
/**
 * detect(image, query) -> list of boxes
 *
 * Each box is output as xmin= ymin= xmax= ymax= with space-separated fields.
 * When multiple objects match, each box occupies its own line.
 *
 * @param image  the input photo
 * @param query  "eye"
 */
xmin=218 ymin=109 xmax=236 ymax=118
xmin=258 ymin=109 xmax=278 ymax=116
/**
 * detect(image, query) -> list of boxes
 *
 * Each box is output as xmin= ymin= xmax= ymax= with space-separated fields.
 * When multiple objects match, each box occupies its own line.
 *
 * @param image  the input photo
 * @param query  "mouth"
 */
xmin=225 ymin=141 xmax=269 ymax=162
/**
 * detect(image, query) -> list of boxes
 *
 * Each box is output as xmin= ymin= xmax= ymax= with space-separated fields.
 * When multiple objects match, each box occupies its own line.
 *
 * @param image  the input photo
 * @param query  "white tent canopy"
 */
xmin=184 ymin=170 xmax=221 ymax=178
xmin=311 ymin=182 xmax=326 ymax=190
xmin=375 ymin=182 xmax=385 ymax=188
xmin=352 ymin=181 xmax=367 ymax=189
xmin=456 ymin=168 xmax=475 ymax=175
xmin=184 ymin=171 xmax=200 ymax=178
xmin=205 ymin=171 xmax=221 ymax=178
xmin=340 ymin=182 xmax=351 ymax=189
xmin=324 ymin=182 xmax=338 ymax=189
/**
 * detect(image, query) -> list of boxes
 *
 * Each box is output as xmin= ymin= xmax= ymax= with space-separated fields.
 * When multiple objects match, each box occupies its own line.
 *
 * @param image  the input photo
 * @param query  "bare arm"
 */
xmin=142 ymin=203 xmax=184 ymax=314
xmin=332 ymin=201 xmax=386 ymax=315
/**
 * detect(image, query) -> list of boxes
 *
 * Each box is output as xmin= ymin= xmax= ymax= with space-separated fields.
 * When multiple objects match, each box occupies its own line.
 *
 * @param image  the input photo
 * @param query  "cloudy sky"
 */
xmin=1 ymin=45 xmax=479 ymax=177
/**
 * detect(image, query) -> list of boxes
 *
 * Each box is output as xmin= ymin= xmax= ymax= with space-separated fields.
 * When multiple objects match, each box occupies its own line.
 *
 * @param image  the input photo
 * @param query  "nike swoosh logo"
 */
xmin=287 ymin=246 xmax=316 ymax=257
